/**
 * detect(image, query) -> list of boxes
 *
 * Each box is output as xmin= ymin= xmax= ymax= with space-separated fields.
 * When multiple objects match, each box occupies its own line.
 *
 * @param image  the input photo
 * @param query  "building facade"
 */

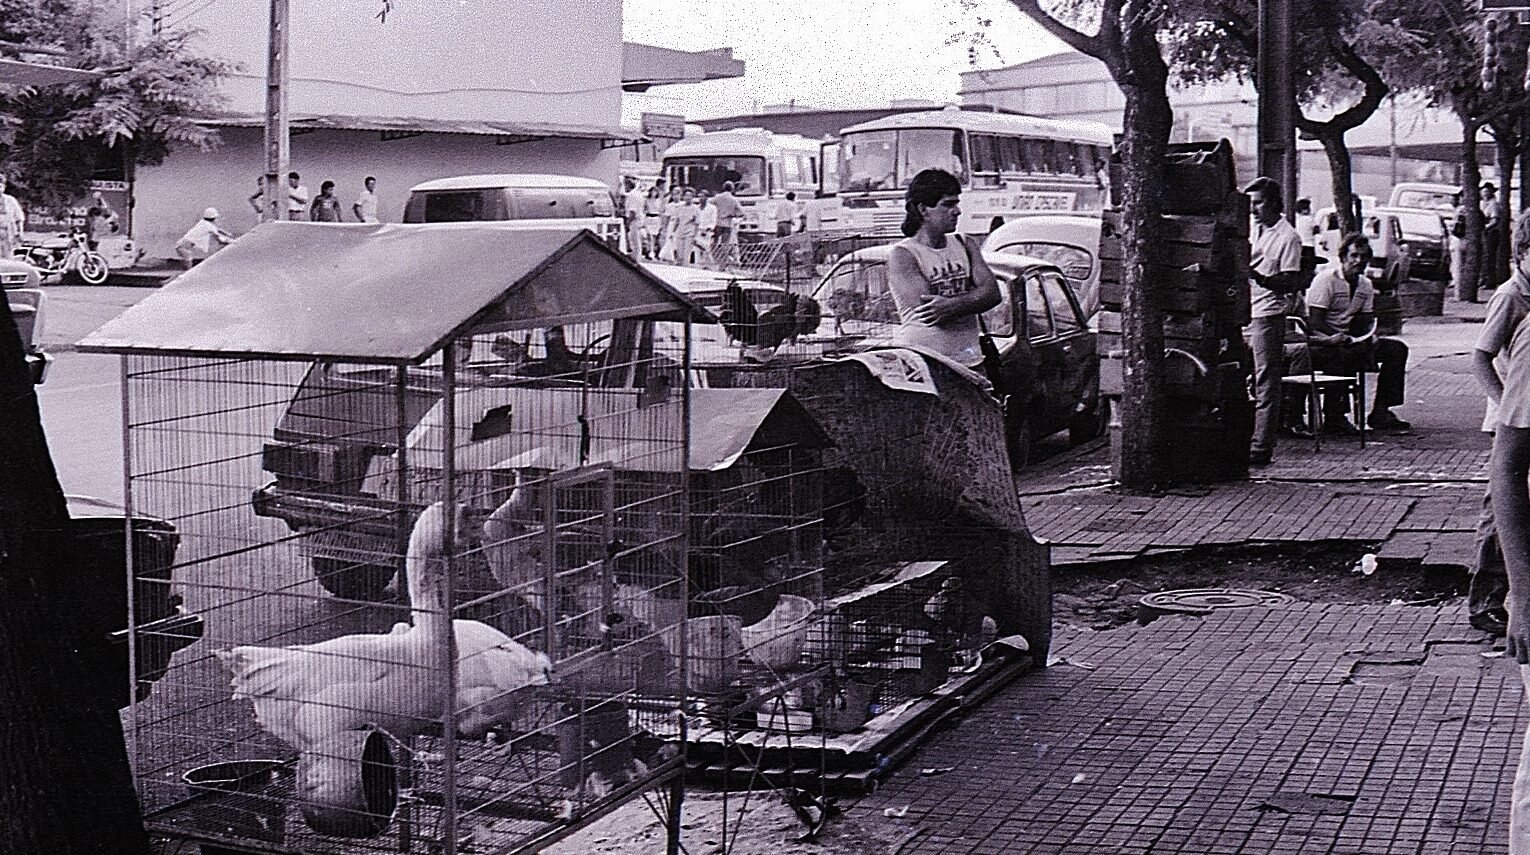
xmin=132 ymin=1 xmax=738 ymax=257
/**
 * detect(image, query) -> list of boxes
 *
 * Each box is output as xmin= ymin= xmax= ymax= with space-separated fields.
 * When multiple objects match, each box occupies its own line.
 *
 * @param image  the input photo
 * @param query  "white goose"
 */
xmin=219 ymin=502 xmax=553 ymax=751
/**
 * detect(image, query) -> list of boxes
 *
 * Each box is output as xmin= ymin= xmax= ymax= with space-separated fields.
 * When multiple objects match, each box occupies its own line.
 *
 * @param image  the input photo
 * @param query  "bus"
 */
xmin=660 ymin=129 xmax=837 ymax=233
xmin=834 ymin=107 xmax=1114 ymax=236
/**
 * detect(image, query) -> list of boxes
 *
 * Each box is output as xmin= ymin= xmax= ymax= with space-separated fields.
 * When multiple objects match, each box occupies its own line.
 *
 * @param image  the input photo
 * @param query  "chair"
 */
xmin=1279 ymin=315 xmax=1360 ymax=451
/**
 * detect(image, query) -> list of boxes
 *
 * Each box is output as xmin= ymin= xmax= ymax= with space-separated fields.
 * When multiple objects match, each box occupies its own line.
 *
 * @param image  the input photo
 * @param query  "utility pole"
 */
xmin=1256 ymin=0 xmax=1296 ymax=217
xmin=264 ymin=0 xmax=290 ymax=224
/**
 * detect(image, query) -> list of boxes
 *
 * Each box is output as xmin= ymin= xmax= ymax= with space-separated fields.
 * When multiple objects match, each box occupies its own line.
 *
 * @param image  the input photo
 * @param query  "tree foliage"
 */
xmin=0 ymin=0 xmax=231 ymax=209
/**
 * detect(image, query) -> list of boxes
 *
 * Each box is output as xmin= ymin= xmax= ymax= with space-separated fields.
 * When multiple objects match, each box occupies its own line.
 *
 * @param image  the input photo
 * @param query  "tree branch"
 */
xmin=1294 ymin=32 xmax=1387 ymax=137
xmin=1005 ymin=0 xmax=1116 ymax=72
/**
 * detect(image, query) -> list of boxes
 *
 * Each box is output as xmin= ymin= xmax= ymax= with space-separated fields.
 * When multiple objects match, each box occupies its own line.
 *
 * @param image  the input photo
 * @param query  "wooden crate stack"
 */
xmin=1098 ymin=140 xmax=1255 ymax=482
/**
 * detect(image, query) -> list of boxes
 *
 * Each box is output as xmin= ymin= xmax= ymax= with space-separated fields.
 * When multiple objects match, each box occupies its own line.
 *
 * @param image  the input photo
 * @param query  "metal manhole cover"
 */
xmin=1139 ymin=588 xmax=1295 ymax=615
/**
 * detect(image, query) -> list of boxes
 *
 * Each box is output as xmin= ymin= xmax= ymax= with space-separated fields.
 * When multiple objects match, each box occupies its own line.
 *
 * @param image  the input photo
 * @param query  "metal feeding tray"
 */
xmin=1139 ymin=588 xmax=1295 ymax=616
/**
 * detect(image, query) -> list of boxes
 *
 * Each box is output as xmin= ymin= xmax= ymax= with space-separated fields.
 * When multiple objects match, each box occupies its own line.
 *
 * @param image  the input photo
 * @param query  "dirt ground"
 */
xmin=1051 ymin=542 xmax=1465 ymax=631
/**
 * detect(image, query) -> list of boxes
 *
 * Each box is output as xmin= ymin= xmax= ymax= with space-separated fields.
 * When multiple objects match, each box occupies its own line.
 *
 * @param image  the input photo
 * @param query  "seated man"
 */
xmin=1302 ymin=233 xmax=1411 ymax=433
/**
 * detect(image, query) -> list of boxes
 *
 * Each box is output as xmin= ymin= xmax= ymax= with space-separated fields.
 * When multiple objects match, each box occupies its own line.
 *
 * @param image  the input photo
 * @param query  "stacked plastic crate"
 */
xmin=1097 ymin=140 xmax=1255 ymax=482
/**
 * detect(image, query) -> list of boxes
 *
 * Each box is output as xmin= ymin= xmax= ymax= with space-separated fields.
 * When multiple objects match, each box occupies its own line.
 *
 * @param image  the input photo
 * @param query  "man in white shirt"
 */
xmin=1469 ymin=215 xmax=1530 ymax=636
xmin=621 ymin=177 xmax=645 ymax=260
xmin=1245 ymin=177 xmax=1305 ymax=466
xmin=285 ymin=171 xmax=310 ymax=221
xmin=0 ymin=174 xmax=25 ymax=258
xmin=1302 ymin=233 xmax=1411 ymax=433
xmin=175 ymin=207 xmax=234 ymax=269
xmin=353 ymin=176 xmax=379 ymax=222
xmin=1293 ymin=198 xmax=1316 ymax=248
xmin=775 ymin=192 xmax=800 ymax=237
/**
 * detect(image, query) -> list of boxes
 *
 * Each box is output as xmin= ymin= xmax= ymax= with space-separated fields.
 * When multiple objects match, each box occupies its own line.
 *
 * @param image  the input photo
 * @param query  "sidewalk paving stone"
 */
xmin=859 ymin=604 xmax=1520 ymax=853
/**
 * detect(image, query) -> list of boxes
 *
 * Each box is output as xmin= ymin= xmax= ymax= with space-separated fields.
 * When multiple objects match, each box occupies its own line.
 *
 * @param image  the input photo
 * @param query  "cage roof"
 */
xmin=77 ymin=224 xmax=711 ymax=363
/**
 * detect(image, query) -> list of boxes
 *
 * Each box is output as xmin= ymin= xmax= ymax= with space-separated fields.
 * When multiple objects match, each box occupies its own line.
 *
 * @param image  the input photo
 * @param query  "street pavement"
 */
xmin=858 ymin=299 xmax=1524 ymax=853
xmin=25 ymin=283 xmax=1524 ymax=852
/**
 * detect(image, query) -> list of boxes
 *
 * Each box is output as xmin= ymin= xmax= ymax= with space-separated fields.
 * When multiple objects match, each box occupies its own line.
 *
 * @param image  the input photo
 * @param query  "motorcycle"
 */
xmin=15 ymin=227 xmax=110 ymax=285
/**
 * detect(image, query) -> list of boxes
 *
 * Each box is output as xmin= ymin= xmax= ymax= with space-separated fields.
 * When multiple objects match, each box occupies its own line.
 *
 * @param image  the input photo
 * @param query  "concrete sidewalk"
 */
xmin=857 ymin=299 xmax=1525 ymax=853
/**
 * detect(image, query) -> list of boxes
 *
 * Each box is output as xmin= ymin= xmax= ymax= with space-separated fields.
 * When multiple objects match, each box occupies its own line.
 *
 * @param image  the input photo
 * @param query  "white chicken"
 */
xmin=482 ymin=471 xmax=548 ymax=618
xmin=219 ymin=501 xmax=553 ymax=752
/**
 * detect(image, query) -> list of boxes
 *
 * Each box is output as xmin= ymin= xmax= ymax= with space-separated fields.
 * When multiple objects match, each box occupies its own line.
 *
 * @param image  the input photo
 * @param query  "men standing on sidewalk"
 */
xmin=1245 ymin=177 xmax=1305 ymax=466
xmin=1471 ymin=214 xmax=1530 ymax=635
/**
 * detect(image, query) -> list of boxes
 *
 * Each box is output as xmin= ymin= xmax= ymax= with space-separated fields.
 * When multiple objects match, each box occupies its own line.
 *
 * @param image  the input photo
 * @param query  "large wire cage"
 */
xmin=81 ymin=226 xmax=705 ymax=855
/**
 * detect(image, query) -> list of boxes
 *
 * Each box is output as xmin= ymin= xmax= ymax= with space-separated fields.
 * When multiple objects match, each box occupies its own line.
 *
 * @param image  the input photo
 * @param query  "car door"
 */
xmin=1028 ymin=270 xmax=1095 ymax=433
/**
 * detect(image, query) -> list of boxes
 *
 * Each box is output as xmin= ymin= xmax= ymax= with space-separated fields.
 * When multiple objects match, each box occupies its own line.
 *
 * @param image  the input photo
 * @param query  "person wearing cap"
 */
xmin=1245 ymin=176 xmax=1305 ymax=466
xmin=175 ymin=207 xmax=234 ymax=270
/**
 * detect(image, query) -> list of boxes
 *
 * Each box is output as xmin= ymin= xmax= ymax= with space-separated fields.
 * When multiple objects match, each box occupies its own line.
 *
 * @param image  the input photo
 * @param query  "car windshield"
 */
xmin=1387 ymin=210 xmax=1444 ymax=239
xmin=838 ymin=128 xmax=966 ymax=193
xmin=1392 ymin=189 xmax=1455 ymax=210
xmin=814 ymin=258 xmax=900 ymax=336
xmin=664 ymin=157 xmax=766 ymax=196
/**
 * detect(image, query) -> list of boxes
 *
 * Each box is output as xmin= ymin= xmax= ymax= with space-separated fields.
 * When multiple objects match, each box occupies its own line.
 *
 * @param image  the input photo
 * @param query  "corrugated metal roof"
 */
xmin=76 ymin=224 xmax=709 ymax=362
xmin=196 ymin=111 xmax=644 ymax=143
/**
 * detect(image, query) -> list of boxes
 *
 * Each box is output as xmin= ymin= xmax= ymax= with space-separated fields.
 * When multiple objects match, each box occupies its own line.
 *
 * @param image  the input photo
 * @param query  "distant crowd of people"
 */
xmin=248 ymin=172 xmax=380 ymax=224
xmin=619 ymin=176 xmax=805 ymax=267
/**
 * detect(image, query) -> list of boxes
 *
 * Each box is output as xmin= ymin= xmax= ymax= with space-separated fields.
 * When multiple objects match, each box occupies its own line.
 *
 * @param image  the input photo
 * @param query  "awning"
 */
xmin=0 ymin=57 xmax=101 ymax=86
xmin=196 ymin=111 xmax=643 ymax=144
xmin=621 ymin=43 xmax=745 ymax=92
xmin=76 ymin=224 xmax=711 ymax=363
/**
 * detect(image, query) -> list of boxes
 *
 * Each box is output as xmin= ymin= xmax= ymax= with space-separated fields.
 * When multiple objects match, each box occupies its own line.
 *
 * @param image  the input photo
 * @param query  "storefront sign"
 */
xmin=642 ymin=112 xmax=686 ymax=140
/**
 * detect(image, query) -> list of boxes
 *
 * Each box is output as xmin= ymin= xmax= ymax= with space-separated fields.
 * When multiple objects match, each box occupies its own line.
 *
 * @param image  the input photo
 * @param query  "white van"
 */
xmin=402 ymin=173 xmax=622 ymax=250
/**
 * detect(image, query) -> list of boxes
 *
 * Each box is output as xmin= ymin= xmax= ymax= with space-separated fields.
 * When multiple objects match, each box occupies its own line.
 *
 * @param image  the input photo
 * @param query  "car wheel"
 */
xmin=313 ymin=557 xmax=395 ymax=600
xmin=1006 ymin=415 xmax=1033 ymax=472
xmin=1069 ymin=397 xmax=1110 ymax=446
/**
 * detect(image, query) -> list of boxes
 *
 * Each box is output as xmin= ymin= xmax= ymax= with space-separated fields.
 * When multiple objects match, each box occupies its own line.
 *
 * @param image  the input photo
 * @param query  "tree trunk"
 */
xmin=1459 ymin=117 xmax=1484 ymax=303
xmin=1317 ymin=130 xmax=1358 ymax=236
xmin=0 ymin=294 xmax=149 ymax=849
xmin=1494 ymin=125 xmax=1517 ymax=288
xmin=1114 ymin=27 xmax=1175 ymax=490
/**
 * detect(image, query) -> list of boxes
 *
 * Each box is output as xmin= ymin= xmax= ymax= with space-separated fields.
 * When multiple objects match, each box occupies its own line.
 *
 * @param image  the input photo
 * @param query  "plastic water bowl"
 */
xmin=182 ymin=759 xmax=282 ymax=797
xmin=742 ymin=594 xmax=816 ymax=670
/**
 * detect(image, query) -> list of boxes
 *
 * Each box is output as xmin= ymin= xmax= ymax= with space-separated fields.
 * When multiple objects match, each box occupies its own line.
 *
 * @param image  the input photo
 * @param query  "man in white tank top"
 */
xmin=885 ymin=187 xmax=1001 ymax=369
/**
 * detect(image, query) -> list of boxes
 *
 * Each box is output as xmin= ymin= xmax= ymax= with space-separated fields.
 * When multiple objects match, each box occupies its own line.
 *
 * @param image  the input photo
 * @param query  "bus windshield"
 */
xmin=838 ymin=128 xmax=967 ymax=193
xmin=664 ymin=156 xmax=766 ymax=196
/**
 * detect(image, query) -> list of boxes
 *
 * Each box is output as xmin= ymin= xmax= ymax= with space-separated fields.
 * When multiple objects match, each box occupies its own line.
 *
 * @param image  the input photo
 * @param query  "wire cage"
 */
xmin=643 ymin=230 xmax=1051 ymax=801
xmin=79 ymin=225 xmax=707 ymax=855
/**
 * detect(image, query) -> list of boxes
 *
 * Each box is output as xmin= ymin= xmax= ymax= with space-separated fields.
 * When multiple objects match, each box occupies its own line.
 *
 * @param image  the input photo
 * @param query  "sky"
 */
xmin=621 ymin=0 xmax=1069 ymax=121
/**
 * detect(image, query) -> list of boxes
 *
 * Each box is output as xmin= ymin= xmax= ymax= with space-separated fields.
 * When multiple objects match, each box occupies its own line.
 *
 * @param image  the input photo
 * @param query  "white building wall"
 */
xmin=177 ymin=0 xmax=623 ymax=126
xmin=134 ymin=127 xmax=613 ymax=258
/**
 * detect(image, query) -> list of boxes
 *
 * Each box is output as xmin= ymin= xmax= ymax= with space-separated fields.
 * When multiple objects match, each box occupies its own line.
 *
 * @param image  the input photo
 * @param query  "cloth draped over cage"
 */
xmin=364 ymin=386 xmax=831 ymax=495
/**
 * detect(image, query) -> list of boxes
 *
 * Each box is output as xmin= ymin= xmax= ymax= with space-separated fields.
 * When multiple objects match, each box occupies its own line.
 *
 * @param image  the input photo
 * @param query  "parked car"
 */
xmin=811 ymin=244 xmax=1104 ymax=467
xmin=402 ymin=173 xmax=623 ymax=251
xmin=1388 ymin=182 xmax=1458 ymax=218
xmin=1315 ymin=206 xmax=1410 ymax=289
xmin=2 ymin=257 xmax=50 ymax=383
xmin=1375 ymin=206 xmax=1451 ymax=283
xmin=982 ymin=214 xmax=1102 ymax=320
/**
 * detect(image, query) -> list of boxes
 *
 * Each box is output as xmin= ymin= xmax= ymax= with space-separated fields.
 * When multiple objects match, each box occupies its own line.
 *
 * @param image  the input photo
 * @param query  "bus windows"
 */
xmin=898 ymin=128 xmax=966 ymax=185
xmin=1022 ymin=138 xmax=1054 ymax=174
xmin=664 ymin=157 xmax=765 ymax=196
xmin=970 ymin=134 xmax=1001 ymax=187
xmin=1000 ymin=137 xmax=1025 ymax=173
xmin=840 ymin=131 xmax=897 ymax=192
